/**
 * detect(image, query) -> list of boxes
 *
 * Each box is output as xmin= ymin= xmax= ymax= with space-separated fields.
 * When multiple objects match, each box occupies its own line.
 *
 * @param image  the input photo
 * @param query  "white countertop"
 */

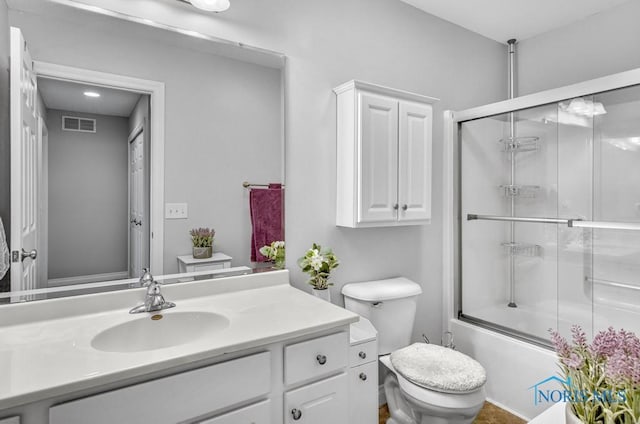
xmin=0 ymin=270 xmax=359 ymax=410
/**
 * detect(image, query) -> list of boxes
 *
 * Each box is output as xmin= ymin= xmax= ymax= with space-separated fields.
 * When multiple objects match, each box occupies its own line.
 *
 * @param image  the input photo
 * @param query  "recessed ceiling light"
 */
xmin=84 ymin=91 xmax=101 ymax=98
xmin=189 ymin=0 xmax=230 ymax=12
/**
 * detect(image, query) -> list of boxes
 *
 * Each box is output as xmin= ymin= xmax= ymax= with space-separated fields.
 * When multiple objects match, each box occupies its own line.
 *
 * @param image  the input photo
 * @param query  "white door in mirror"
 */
xmin=10 ymin=27 xmax=41 ymax=293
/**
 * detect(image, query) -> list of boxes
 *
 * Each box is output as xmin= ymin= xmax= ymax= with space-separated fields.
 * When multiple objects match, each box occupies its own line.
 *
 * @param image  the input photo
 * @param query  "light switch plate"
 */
xmin=165 ymin=203 xmax=188 ymax=219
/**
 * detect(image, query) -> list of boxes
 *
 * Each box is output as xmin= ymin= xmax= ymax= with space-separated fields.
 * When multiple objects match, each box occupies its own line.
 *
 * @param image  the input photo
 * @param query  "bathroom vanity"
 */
xmin=0 ymin=270 xmax=359 ymax=424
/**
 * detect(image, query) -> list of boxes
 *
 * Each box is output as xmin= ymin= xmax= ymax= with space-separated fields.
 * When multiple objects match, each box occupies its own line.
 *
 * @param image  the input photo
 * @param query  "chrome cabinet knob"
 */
xmin=393 ymin=204 xmax=399 ymax=210
xmin=316 ymin=354 xmax=327 ymax=365
xmin=291 ymin=408 xmax=302 ymax=420
xmin=358 ymin=351 xmax=366 ymax=359
xmin=402 ymin=204 xmax=408 ymax=211
xmin=359 ymin=372 xmax=367 ymax=381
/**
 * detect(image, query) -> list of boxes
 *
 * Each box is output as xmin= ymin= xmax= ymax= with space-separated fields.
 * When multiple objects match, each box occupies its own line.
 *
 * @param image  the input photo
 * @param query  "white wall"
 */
xmin=0 ymin=2 xmax=10 ymax=290
xmin=67 ymin=0 xmax=508 ymax=344
xmin=46 ymin=109 xmax=129 ymax=279
xmin=518 ymin=0 xmax=640 ymax=96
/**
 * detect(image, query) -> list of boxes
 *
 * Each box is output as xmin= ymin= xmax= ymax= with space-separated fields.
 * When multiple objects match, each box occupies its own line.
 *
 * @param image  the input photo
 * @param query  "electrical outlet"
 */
xmin=165 ymin=203 xmax=188 ymax=219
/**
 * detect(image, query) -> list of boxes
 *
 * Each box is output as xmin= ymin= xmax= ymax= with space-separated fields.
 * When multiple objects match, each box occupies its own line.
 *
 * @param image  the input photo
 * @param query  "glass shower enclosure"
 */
xmin=455 ymin=73 xmax=640 ymax=345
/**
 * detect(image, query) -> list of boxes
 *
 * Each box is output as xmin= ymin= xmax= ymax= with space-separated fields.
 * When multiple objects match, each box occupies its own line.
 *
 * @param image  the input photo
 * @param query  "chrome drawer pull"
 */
xmin=291 ymin=408 xmax=302 ymax=420
xmin=358 ymin=351 xmax=366 ymax=359
xmin=316 ymin=354 xmax=327 ymax=365
xmin=359 ymin=372 xmax=367 ymax=381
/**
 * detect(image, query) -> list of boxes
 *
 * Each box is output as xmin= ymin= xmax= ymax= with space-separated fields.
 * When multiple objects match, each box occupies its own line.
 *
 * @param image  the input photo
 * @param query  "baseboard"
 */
xmin=48 ymin=271 xmax=129 ymax=287
xmin=486 ymin=397 xmax=530 ymax=421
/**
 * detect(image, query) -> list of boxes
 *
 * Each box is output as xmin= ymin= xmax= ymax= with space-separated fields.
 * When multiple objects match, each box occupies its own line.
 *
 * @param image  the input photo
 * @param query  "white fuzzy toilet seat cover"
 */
xmin=390 ymin=343 xmax=486 ymax=393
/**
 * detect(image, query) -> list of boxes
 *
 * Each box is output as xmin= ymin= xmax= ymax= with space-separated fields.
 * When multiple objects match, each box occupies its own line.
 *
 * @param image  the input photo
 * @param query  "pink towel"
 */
xmin=250 ymin=184 xmax=284 ymax=262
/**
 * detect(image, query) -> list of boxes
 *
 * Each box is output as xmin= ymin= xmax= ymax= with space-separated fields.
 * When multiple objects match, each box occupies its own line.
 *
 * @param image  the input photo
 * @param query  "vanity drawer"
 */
xmin=0 ymin=418 xmax=19 ymax=424
xmin=284 ymin=332 xmax=348 ymax=385
xmin=50 ymin=352 xmax=271 ymax=424
xmin=197 ymin=399 xmax=271 ymax=424
xmin=349 ymin=340 xmax=377 ymax=367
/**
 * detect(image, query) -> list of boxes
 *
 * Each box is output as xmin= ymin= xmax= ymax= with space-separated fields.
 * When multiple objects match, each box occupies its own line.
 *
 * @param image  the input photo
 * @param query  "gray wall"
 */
xmin=10 ymin=0 xmax=507 ymax=343
xmin=0 ymin=1 xmax=9 ymax=289
xmin=80 ymin=0 xmax=506 ymax=345
xmin=10 ymin=9 xmax=283 ymax=274
xmin=518 ymin=0 xmax=640 ymax=95
xmin=46 ymin=109 xmax=129 ymax=279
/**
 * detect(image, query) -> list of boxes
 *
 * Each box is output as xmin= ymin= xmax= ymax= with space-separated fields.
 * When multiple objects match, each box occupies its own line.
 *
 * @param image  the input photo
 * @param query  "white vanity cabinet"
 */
xmin=0 ymin=417 xmax=20 ymax=424
xmin=348 ymin=317 xmax=379 ymax=424
xmin=283 ymin=332 xmax=349 ymax=424
xmin=334 ymin=80 xmax=438 ymax=228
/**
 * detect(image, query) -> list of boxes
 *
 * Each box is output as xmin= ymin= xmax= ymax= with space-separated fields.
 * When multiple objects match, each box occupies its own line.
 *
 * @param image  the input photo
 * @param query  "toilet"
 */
xmin=342 ymin=277 xmax=486 ymax=424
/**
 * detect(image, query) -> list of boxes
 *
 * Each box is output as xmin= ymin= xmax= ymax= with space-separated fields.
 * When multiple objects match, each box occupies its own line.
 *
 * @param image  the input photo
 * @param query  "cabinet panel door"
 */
xmin=358 ymin=93 xmax=398 ymax=224
xmin=398 ymin=101 xmax=432 ymax=222
xmin=50 ymin=352 xmax=271 ymax=424
xmin=284 ymin=373 xmax=348 ymax=424
xmin=348 ymin=362 xmax=378 ymax=424
xmin=0 ymin=417 xmax=20 ymax=424
xmin=196 ymin=400 xmax=271 ymax=424
xmin=284 ymin=332 xmax=348 ymax=386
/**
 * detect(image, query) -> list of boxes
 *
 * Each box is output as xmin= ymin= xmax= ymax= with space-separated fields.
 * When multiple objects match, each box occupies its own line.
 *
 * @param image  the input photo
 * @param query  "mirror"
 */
xmin=0 ymin=0 xmax=286 ymax=302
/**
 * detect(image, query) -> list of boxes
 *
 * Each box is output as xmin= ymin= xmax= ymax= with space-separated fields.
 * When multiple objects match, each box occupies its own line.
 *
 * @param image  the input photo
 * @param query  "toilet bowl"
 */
xmin=342 ymin=278 xmax=487 ymax=424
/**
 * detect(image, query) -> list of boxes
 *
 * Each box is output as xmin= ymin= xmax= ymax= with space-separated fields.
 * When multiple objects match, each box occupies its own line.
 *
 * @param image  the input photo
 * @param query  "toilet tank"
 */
xmin=342 ymin=277 xmax=422 ymax=355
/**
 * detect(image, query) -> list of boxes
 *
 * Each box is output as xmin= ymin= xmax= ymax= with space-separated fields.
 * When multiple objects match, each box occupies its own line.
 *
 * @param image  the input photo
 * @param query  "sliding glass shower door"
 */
xmin=459 ymin=85 xmax=640 ymax=344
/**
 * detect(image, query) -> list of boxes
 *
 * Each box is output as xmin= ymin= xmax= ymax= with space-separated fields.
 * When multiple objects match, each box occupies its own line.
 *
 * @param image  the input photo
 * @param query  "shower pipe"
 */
xmin=507 ymin=39 xmax=517 ymax=308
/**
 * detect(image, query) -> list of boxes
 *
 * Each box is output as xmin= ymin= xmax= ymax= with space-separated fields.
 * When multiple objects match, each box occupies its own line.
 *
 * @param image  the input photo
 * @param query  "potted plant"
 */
xmin=297 ymin=243 xmax=339 ymax=302
xmin=259 ymin=241 xmax=285 ymax=269
xmin=550 ymin=325 xmax=640 ymax=423
xmin=190 ymin=227 xmax=215 ymax=259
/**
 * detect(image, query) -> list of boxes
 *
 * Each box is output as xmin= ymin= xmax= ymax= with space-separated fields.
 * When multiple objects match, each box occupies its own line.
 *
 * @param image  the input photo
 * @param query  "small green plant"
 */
xmin=297 ymin=243 xmax=339 ymax=290
xmin=259 ymin=241 xmax=285 ymax=269
xmin=190 ymin=227 xmax=214 ymax=247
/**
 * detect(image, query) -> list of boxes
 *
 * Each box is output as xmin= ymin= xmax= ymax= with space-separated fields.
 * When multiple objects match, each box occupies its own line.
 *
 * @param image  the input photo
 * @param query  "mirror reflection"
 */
xmin=0 ymin=0 xmax=285 ymax=302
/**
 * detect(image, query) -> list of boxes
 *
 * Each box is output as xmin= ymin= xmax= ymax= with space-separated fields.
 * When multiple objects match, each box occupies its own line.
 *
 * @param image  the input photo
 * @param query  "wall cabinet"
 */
xmin=335 ymin=80 xmax=438 ymax=228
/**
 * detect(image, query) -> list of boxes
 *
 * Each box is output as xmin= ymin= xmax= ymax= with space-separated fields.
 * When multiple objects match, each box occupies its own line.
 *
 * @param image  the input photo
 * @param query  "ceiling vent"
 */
xmin=62 ymin=116 xmax=96 ymax=133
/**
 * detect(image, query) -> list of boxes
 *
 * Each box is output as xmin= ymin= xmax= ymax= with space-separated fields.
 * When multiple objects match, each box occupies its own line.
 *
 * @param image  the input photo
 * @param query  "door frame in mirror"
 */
xmin=33 ymin=61 xmax=166 ymax=276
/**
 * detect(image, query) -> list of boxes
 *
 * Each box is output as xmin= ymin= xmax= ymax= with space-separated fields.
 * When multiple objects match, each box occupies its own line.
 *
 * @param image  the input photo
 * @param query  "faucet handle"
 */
xmin=140 ymin=268 xmax=154 ymax=287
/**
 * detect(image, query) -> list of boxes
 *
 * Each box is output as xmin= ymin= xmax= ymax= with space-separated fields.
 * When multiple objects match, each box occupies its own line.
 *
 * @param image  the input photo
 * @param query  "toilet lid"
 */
xmin=390 ymin=343 xmax=486 ymax=394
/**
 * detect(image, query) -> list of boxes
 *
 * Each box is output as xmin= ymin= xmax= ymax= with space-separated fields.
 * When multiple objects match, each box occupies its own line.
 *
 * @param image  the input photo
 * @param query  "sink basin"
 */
xmin=91 ymin=311 xmax=230 ymax=353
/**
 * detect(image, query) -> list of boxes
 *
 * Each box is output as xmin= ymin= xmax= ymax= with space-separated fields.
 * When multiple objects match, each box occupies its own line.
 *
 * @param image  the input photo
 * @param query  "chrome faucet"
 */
xmin=129 ymin=269 xmax=176 ymax=314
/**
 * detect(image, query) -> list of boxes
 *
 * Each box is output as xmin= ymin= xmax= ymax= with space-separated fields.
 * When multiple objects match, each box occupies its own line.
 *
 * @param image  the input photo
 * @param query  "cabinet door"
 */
xmin=196 ymin=400 xmax=271 ymax=424
xmin=284 ymin=373 xmax=348 ymax=424
xmin=398 ymin=101 xmax=432 ymax=222
xmin=0 ymin=418 xmax=20 ymax=424
xmin=358 ymin=93 xmax=398 ymax=224
xmin=348 ymin=361 xmax=378 ymax=424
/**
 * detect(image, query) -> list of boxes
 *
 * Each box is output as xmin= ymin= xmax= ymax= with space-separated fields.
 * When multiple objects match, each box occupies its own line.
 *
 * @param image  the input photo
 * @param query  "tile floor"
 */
xmin=379 ymin=402 xmax=526 ymax=424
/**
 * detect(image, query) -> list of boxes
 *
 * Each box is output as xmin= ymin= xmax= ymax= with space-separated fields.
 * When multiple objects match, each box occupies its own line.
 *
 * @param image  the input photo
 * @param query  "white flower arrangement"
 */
xmin=259 ymin=241 xmax=285 ymax=269
xmin=297 ymin=243 xmax=339 ymax=290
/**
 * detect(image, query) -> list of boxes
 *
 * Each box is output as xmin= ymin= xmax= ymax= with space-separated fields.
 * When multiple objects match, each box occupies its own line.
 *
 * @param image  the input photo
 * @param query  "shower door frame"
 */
xmin=442 ymin=67 xmax=640 ymax=346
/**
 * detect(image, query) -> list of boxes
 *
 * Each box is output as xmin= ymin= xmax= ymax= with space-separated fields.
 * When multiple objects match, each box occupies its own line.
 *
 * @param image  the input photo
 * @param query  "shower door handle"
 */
xmin=568 ymin=220 xmax=640 ymax=231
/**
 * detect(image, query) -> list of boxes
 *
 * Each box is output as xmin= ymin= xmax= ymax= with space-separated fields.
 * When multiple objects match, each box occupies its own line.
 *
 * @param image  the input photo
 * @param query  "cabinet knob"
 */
xmin=316 ymin=354 xmax=327 ymax=365
xmin=393 ymin=203 xmax=399 ymax=210
xmin=359 ymin=372 xmax=367 ymax=381
xmin=402 ymin=204 xmax=408 ymax=211
xmin=291 ymin=408 xmax=302 ymax=420
xmin=358 ymin=351 xmax=366 ymax=359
